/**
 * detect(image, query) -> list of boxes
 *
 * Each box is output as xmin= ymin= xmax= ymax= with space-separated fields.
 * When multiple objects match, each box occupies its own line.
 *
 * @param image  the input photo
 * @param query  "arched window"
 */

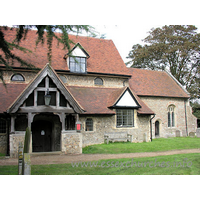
xmin=85 ymin=118 xmax=93 ymax=131
xmin=168 ymin=105 xmax=175 ymax=127
xmin=11 ymin=73 xmax=25 ymax=82
xmin=0 ymin=119 xmax=7 ymax=133
xmin=94 ymin=77 xmax=103 ymax=86
xmin=155 ymin=121 xmax=160 ymax=137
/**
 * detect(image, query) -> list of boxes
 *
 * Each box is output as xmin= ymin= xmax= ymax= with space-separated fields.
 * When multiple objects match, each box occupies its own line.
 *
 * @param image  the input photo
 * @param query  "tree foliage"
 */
xmin=0 ymin=25 xmax=95 ymax=84
xmin=127 ymin=25 xmax=200 ymax=100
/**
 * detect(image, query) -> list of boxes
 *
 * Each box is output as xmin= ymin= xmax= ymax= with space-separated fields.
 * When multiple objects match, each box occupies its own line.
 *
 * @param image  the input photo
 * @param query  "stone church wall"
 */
xmin=0 ymin=134 xmax=7 ymax=154
xmin=80 ymin=112 xmax=151 ymax=147
xmin=140 ymin=96 xmax=197 ymax=138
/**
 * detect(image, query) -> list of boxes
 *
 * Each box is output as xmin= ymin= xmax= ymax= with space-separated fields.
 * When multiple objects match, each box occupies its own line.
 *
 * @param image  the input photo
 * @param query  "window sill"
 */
xmin=116 ymin=126 xmax=135 ymax=129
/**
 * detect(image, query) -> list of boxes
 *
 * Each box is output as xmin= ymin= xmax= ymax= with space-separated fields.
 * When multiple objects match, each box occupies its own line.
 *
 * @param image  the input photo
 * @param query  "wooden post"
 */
xmin=11 ymin=116 xmax=16 ymax=133
xmin=22 ymin=127 xmax=31 ymax=175
xmin=18 ymin=142 xmax=23 ymax=175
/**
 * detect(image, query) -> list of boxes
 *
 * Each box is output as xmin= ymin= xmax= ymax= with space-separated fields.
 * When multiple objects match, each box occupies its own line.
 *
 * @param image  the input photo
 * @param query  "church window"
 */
xmin=69 ymin=56 xmax=86 ymax=73
xmin=85 ymin=118 xmax=93 ymax=131
xmin=168 ymin=105 xmax=175 ymax=127
xmin=116 ymin=109 xmax=134 ymax=127
xmin=11 ymin=73 xmax=25 ymax=82
xmin=94 ymin=77 xmax=103 ymax=86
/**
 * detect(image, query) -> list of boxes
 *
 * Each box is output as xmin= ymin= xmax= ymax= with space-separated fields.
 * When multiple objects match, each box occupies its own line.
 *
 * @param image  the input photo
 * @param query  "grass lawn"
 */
xmin=83 ymin=137 xmax=200 ymax=154
xmin=0 ymin=153 xmax=5 ymax=157
xmin=0 ymin=153 xmax=199 ymax=175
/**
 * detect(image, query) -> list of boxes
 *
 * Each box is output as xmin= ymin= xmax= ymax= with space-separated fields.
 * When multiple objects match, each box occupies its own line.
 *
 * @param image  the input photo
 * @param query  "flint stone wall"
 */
xmin=140 ymin=96 xmax=197 ymax=138
xmin=10 ymin=132 xmax=25 ymax=158
xmin=61 ymin=131 xmax=82 ymax=154
xmin=0 ymin=134 xmax=7 ymax=154
xmin=80 ymin=113 xmax=151 ymax=147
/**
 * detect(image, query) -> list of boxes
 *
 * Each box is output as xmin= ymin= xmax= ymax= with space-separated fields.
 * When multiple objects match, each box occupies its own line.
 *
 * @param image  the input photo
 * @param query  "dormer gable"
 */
xmin=111 ymin=87 xmax=141 ymax=108
xmin=64 ymin=43 xmax=90 ymax=74
xmin=67 ymin=43 xmax=90 ymax=58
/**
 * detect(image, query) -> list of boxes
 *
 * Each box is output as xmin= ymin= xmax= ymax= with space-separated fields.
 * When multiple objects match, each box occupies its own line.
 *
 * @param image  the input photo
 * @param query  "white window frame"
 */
xmin=69 ymin=56 xmax=86 ymax=73
xmin=116 ymin=109 xmax=134 ymax=128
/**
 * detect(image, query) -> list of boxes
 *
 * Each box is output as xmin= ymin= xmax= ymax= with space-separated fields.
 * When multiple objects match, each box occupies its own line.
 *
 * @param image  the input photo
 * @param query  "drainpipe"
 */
xmin=184 ymin=100 xmax=188 ymax=136
xmin=150 ymin=114 xmax=156 ymax=141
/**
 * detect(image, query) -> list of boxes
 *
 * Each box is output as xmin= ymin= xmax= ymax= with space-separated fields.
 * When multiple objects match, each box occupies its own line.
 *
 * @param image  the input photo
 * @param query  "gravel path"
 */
xmin=0 ymin=148 xmax=199 ymax=166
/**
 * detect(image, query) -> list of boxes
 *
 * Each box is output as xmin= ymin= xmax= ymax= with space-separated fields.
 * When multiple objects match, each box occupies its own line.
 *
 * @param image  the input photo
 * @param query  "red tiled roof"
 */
xmin=1 ymin=28 xmax=130 ymax=76
xmin=67 ymin=86 xmax=116 ymax=114
xmin=0 ymin=83 xmax=28 ymax=113
xmin=67 ymin=86 xmax=154 ymax=115
xmin=0 ymin=81 xmax=154 ymax=115
xmin=128 ymin=68 xmax=190 ymax=98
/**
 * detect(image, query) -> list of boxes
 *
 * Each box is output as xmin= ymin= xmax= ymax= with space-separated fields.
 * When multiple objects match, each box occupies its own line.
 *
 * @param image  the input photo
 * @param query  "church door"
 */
xmin=32 ymin=120 xmax=52 ymax=152
xmin=155 ymin=121 xmax=160 ymax=137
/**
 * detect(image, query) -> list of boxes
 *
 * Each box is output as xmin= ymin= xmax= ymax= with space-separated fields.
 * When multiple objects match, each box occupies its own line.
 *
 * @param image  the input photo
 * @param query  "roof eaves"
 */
xmin=164 ymin=69 xmax=190 ymax=97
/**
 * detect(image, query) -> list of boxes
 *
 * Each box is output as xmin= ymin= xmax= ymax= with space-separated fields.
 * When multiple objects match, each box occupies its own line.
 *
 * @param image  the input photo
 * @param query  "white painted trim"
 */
xmin=116 ymin=90 xmax=139 ymax=107
xmin=71 ymin=46 xmax=87 ymax=57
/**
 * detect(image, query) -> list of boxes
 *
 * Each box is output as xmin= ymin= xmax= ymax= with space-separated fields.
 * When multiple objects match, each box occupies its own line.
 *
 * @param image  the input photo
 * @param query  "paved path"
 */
xmin=0 ymin=149 xmax=199 ymax=166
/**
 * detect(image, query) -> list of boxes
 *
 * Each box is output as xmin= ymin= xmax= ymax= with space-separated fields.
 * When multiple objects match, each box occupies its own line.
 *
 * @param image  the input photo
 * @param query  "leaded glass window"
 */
xmin=69 ymin=57 xmax=86 ymax=73
xmin=85 ymin=118 xmax=93 ymax=131
xmin=94 ymin=78 xmax=103 ymax=86
xmin=168 ymin=105 xmax=175 ymax=127
xmin=11 ymin=74 xmax=25 ymax=82
xmin=116 ymin=109 xmax=134 ymax=127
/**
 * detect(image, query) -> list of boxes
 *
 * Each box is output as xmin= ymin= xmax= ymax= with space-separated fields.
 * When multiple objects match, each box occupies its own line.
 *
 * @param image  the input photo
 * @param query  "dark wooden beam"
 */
xmin=18 ymin=106 xmax=74 ymax=113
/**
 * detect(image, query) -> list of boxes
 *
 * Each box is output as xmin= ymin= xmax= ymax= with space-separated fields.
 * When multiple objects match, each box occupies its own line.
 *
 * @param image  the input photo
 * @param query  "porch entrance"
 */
xmin=32 ymin=120 xmax=52 ymax=152
xmin=31 ymin=113 xmax=62 ymax=152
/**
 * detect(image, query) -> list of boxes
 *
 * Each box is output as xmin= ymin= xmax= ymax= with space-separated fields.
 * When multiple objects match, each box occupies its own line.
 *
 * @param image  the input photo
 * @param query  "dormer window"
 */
xmin=65 ymin=43 xmax=89 ymax=74
xmin=69 ymin=56 xmax=86 ymax=73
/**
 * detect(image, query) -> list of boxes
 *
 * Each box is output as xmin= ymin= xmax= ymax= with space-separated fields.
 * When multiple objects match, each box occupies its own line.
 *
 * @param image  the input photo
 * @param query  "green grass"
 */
xmin=83 ymin=137 xmax=200 ymax=154
xmin=0 ymin=153 xmax=5 ymax=157
xmin=0 ymin=153 xmax=199 ymax=175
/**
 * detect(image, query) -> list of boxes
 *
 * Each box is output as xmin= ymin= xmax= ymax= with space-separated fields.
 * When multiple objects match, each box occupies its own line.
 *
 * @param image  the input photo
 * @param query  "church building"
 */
xmin=0 ymin=28 xmax=197 ymax=157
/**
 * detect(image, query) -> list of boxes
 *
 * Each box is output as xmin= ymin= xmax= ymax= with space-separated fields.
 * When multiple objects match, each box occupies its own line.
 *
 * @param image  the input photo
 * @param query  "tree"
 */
xmin=127 ymin=25 xmax=200 ymax=100
xmin=0 ymin=25 xmax=96 ymax=84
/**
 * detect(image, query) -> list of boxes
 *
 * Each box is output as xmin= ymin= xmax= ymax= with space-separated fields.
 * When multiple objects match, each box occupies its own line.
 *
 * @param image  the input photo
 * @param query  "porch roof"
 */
xmin=0 ymin=83 xmax=28 ymax=113
xmin=0 ymin=82 xmax=154 ymax=115
xmin=67 ymin=86 xmax=155 ymax=115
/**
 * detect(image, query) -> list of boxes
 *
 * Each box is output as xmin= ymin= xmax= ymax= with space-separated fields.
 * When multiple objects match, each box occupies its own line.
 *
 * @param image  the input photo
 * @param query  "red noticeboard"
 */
xmin=76 ymin=123 xmax=81 ymax=131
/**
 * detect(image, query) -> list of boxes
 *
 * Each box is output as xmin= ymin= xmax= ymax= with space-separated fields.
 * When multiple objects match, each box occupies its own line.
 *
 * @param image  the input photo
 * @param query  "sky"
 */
xmin=92 ymin=25 xmax=200 ymax=65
